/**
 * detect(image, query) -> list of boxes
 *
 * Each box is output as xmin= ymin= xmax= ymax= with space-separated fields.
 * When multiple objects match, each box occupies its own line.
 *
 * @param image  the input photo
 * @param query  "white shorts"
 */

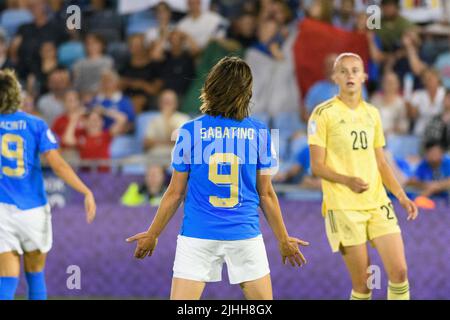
xmin=0 ymin=203 xmax=52 ymax=255
xmin=173 ymin=235 xmax=270 ymax=285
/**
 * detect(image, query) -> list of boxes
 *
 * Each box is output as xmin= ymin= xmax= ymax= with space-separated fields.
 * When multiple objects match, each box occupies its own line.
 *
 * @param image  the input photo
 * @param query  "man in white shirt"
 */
xmin=176 ymin=0 xmax=227 ymax=50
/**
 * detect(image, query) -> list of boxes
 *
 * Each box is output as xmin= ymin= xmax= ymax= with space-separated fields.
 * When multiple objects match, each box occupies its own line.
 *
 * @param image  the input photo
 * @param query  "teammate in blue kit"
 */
xmin=127 ymin=57 xmax=309 ymax=300
xmin=0 ymin=69 xmax=97 ymax=300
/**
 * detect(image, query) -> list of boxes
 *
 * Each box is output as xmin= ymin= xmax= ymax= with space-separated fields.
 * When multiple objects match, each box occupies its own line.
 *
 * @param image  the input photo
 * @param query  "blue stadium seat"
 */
xmin=0 ymin=9 xmax=33 ymax=40
xmin=110 ymin=135 xmax=139 ymax=159
xmin=58 ymin=41 xmax=86 ymax=69
xmin=386 ymin=135 xmax=421 ymax=159
xmin=135 ymin=111 xmax=160 ymax=151
xmin=126 ymin=11 xmax=156 ymax=36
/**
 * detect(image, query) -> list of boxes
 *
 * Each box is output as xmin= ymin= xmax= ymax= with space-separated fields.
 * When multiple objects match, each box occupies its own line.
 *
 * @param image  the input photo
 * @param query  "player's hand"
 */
xmin=84 ymin=192 xmax=96 ymax=224
xmin=279 ymin=236 xmax=309 ymax=267
xmin=345 ymin=177 xmax=369 ymax=193
xmin=126 ymin=232 xmax=158 ymax=259
xmin=399 ymin=196 xmax=419 ymax=221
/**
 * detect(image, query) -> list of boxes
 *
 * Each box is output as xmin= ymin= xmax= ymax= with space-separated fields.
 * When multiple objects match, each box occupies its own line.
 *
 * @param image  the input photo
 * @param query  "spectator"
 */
xmin=406 ymin=68 xmax=445 ymax=136
xmin=305 ymin=0 xmax=333 ymax=24
xmin=72 ymin=33 xmax=113 ymax=101
xmin=250 ymin=18 xmax=283 ymax=60
xmin=370 ymin=71 xmax=408 ymax=136
xmin=375 ymin=0 xmax=414 ymax=53
xmin=332 ymin=0 xmax=355 ymax=31
xmin=120 ymin=33 xmax=164 ymax=113
xmin=158 ymin=30 xmax=196 ymax=98
xmin=397 ymin=27 xmax=432 ymax=90
xmin=57 ymin=29 xmax=86 ymax=69
xmin=30 ymin=41 xmax=59 ymax=95
xmin=20 ymin=91 xmax=40 ymax=117
xmin=303 ymin=53 xmax=368 ymax=120
xmin=403 ymin=29 xmax=450 ymax=90
xmin=406 ymin=141 xmax=450 ymax=198
xmin=177 ymin=0 xmax=227 ymax=50
xmin=0 ymin=0 xmax=33 ymax=40
xmin=37 ymin=67 xmax=70 ymax=125
xmin=10 ymin=0 xmax=68 ymax=79
xmin=423 ymin=90 xmax=450 ymax=151
xmin=91 ymin=69 xmax=135 ymax=134
xmin=145 ymin=1 xmax=175 ymax=47
xmin=354 ymin=10 xmax=384 ymax=83
xmin=246 ymin=16 xmax=300 ymax=117
xmin=83 ymin=0 xmax=123 ymax=43
xmin=433 ymin=49 xmax=450 ymax=90
xmin=143 ymin=89 xmax=190 ymax=161
xmin=225 ymin=12 xmax=258 ymax=49
xmin=52 ymin=89 xmax=86 ymax=152
xmin=273 ymin=145 xmax=321 ymax=189
xmin=64 ymin=108 xmax=126 ymax=171
xmin=0 ymin=29 xmax=14 ymax=69
xmin=121 ymin=165 xmax=167 ymax=207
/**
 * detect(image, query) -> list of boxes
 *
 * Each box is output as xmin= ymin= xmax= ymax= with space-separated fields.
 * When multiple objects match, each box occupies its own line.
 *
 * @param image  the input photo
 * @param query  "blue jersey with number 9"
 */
xmin=171 ymin=114 xmax=278 ymax=240
xmin=0 ymin=111 xmax=59 ymax=210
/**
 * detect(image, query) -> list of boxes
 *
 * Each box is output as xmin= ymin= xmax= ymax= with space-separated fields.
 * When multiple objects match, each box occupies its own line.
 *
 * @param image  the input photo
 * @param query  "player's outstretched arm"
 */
xmin=256 ymin=171 xmax=309 ymax=267
xmin=375 ymin=148 xmax=419 ymax=220
xmin=310 ymin=145 xmax=369 ymax=193
xmin=126 ymin=170 xmax=188 ymax=259
xmin=44 ymin=150 xmax=96 ymax=224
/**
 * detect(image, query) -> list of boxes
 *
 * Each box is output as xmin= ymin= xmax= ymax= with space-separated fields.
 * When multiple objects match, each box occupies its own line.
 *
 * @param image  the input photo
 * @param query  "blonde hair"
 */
xmin=333 ymin=52 xmax=364 ymax=71
xmin=0 ymin=69 xmax=22 ymax=115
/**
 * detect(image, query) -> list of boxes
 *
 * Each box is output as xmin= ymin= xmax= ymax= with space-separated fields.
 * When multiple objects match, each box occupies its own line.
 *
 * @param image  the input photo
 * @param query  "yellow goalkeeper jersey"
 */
xmin=307 ymin=96 xmax=390 ymax=213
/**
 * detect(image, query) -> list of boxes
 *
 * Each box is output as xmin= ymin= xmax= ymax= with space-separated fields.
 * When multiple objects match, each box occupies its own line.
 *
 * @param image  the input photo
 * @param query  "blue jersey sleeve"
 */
xmin=171 ymin=123 xmax=192 ymax=172
xmin=256 ymin=123 xmax=278 ymax=172
xmin=37 ymin=119 xmax=59 ymax=154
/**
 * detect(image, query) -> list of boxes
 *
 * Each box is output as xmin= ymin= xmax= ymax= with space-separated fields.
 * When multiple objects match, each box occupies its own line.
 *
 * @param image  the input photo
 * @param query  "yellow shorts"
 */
xmin=324 ymin=202 xmax=401 ymax=253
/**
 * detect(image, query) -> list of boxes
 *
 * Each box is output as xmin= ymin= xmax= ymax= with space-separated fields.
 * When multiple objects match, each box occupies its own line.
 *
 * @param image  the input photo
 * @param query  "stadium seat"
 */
xmin=126 ymin=11 xmax=156 ymax=36
xmin=110 ymin=135 xmax=139 ymax=159
xmin=58 ymin=41 xmax=86 ymax=69
xmin=135 ymin=111 xmax=160 ymax=151
xmin=386 ymin=135 xmax=421 ymax=159
xmin=0 ymin=9 xmax=33 ymax=40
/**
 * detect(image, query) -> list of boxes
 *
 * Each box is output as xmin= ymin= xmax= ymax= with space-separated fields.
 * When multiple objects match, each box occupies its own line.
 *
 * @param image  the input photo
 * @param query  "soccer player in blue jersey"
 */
xmin=127 ymin=57 xmax=309 ymax=300
xmin=0 ymin=70 xmax=97 ymax=300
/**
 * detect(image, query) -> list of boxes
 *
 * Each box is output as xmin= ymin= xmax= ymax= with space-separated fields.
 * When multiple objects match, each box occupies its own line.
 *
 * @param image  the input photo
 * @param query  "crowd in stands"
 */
xmin=1 ymin=0 xmax=449 ymax=203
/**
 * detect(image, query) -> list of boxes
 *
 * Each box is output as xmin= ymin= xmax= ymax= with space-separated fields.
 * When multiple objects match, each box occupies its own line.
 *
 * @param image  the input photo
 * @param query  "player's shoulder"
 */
xmin=311 ymin=97 xmax=338 ymax=117
xmin=182 ymin=114 xmax=204 ymax=126
xmin=363 ymin=101 xmax=381 ymax=114
xmin=362 ymin=101 xmax=383 ymax=121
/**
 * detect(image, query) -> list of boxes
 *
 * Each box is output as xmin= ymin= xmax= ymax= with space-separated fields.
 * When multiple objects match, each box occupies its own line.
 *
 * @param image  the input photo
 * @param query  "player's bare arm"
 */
xmin=256 ymin=171 xmax=309 ymax=267
xmin=44 ymin=149 xmax=96 ymax=223
xmin=374 ymin=148 xmax=418 ymax=220
xmin=309 ymin=145 xmax=369 ymax=193
xmin=126 ymin=170 xmax=188 ymax=259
